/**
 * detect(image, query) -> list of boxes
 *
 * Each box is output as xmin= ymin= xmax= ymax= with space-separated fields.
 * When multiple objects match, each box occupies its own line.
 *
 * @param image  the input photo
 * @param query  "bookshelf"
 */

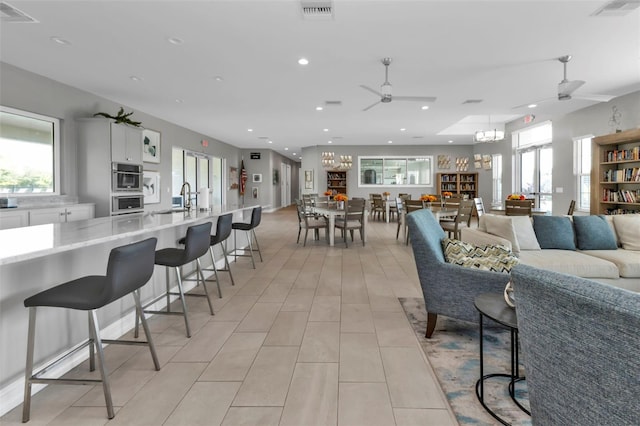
xmin=326 ymin=170 xmax=347 ymax=196
xmin=437 ymin=172 xmax=478 ymax=199
xmin=591 ymin=128 xmax=640 ymax=215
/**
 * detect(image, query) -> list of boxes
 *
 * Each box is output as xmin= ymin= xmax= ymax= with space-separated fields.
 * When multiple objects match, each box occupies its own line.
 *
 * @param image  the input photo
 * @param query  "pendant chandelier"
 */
xmin=474 ymin=115 xmax=505 ymax=143
xmin=321 ymin=152 xmax=353 ymax=170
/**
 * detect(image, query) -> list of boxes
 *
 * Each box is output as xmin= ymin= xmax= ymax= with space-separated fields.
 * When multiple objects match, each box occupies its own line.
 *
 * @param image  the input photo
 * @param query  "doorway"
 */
xmin=518 ymin=144 xmax=552 ymax=212
xmin=281 ymin=163 xmax=291 ymax=207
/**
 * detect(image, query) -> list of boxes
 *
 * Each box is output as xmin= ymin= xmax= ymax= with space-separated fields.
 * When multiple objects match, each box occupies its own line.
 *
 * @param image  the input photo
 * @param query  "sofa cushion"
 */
xmin=533 ymin=216 xmax=576 ymax=250
xmin=442 ymin=238 xmax=518 ymax=273
xmin=604 ymin=215 xmax=621 ymax=247
xmin=510 ymin=216 xmax=541 ymax=251
xmin=582 ymin=250 xmax=640 ymax=278
xmin=612 ymin=215 xmax=640 ymax=251
xmin=484 ymin=215 xmax=520 ymax=255
xmin=573 ymin=215 xmax=618 ymax=250
xmin=518 ymin=249 xmax=619 ymax=279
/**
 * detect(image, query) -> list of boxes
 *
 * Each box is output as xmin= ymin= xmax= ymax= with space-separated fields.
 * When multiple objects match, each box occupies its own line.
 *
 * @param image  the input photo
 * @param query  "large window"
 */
xmin=492 ymin=154 xmax=502 ymax=206
xmin=513 ymin=121 xmax=553 ymax=211
xmin=0 ymin=106 xmax=60 ymax=195
xmin=172 ymin=147 xmax=223 ymax=208
xmin=574 ymin=136 xmax=592 ymax=212
xmin=359 ymin=156 xmax=433 ymax=186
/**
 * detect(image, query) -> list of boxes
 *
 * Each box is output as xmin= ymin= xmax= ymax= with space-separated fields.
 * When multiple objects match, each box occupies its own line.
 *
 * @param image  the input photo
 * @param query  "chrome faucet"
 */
xmin=180 ymin=182 xmax=192 ymax=212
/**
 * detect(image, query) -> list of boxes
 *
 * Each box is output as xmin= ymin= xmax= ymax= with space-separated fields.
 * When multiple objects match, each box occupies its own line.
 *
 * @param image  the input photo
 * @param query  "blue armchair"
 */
xmin=406 ymin=209 xmax=510 ymax=337
xmin=512 ymin=264 xmax=640 ymax=425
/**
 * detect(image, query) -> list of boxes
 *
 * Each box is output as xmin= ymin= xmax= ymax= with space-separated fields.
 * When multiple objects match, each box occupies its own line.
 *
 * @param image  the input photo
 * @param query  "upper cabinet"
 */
xmin=591 ymin=128 xmax=640 ymax=215
xmin=110 ymin=123 xmax=143 ymax=164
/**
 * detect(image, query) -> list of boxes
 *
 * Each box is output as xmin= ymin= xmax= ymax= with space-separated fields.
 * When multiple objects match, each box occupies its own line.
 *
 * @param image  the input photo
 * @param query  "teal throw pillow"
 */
xmin=532 ymin=216 xmax=576 ymax=250
xmin=573 ymin=215 xmax=618 ymax=250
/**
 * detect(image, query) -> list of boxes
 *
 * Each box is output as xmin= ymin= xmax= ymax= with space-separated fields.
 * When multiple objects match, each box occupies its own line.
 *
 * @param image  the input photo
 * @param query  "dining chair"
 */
xmin=505 ymin=199 xmax=533 ymax=216
xmin=404 ymin=199 xmax=426 ymax=245
xmin=567 ymin=199 xmax=576 ymax=215
xmin=335 ymin=198 xmax=366 ymax=248
xmin=372 ymin=196 xmax=386 ymax=221
xmin=296 ymin=203 xmax=328 ymax=246
xmin=473 ymin=197 xmax=485 ymax=225
xmin=440 ymin=199 xmax=474 ymax=240
xmin=398 ymin=193 xmax=411 ymax=200
xmin=395 ymin=197 xmax=405 ymax=240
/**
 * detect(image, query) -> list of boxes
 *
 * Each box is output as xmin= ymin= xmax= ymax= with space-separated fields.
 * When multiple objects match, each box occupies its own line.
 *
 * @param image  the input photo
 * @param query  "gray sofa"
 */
xmin=512 ymin=264 xmax=640 ymax=425
xmin=406 ymin=209 xmax=510 ymax=337
xmin=462 ymin=214 xmax=640 ymax=292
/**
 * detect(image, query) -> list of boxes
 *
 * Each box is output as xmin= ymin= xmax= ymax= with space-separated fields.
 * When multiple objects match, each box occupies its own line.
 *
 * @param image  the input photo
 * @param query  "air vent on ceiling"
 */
xmin=591 ymin=0 xmax=640 ymax=16
xmin=0 ymin=2 xmax=38 ymax=23
xmin=301 ymin=0 xmax=334 ymax=20
xmin=412 ymin=136 xmax=424 ymax=139
xmin=462 ymin=99 xmax=483 ymax=104
xmin=324 ymin=100 xmax=342 ymax=106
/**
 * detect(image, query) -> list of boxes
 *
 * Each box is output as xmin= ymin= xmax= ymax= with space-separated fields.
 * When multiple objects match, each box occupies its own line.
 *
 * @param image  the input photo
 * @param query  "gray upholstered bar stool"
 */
xmin=22 ymin=237 xmax=160 ymax=422
xmin=230 ymin=206 xmax=263 ymax=269
xmin=178 ymin=213 xmax=235 ymax=298
xmin=136 ymin=221 xmax=212 ymax=338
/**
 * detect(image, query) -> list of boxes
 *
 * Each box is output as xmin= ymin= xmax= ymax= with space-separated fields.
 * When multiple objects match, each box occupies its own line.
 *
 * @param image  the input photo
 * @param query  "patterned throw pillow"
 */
xmin=441 ymin=238 xmax=519 ymax=273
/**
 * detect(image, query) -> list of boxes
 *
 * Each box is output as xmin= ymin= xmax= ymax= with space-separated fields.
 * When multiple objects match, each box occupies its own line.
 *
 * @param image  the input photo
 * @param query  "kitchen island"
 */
xmin=0 ymin=206 xmax=256 ymax=415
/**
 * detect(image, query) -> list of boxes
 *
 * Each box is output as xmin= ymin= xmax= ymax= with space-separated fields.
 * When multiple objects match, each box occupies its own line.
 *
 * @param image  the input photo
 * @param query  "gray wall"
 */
xmin=0 ymin=62 xmax=300 ymax=213
xmin=239 ymin=149 xmax=299 ymax=210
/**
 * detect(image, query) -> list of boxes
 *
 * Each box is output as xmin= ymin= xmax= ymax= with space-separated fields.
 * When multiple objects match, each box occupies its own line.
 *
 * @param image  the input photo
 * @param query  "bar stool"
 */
xmin=22 ymin=238 xmax=160 ymax=422
xmin=137 ymin=221 xmax=212 ymax=338
xmin=178 ymin=213 xmax=235 ymax=298
xmin=231 ymin=206 xmax=263 ymax=269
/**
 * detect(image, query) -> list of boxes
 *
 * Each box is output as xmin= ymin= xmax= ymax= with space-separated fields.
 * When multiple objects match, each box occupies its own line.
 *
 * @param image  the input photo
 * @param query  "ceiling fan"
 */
xmin=514 ymin=55 xmax=614 ymax=109
xmin=360 ymin=58 xmax=437 ymax=111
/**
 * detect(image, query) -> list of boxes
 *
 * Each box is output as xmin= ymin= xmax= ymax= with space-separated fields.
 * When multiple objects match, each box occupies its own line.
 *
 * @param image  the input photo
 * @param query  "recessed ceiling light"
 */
xmin=268 ymin=140 xmax=273 ymax=144
xmin=328 ymin=141 xmax=333 ymax=144
xmin=528 ymin=104 xmax=537 ymax=108
xmin=298 ymin=58 xmax=309 ymax=65
xmin=400 ymin=128 xmax=406 ymax=132
xmin=316 ymin=106 xmax=323 ymax=111
xmin=448 ymin=140 xmax=453 ymax=144
xmin=214 ymin=76 xmax=223 ymax=82
xmin=175 ymin=99 xmax=183 ymax=103
xmin=50 ymin=36 xmax=71 ymax=45
xmin=388 ymin=140 xmax=393 ymax=144
xmin=285 ymin=147 xmax=289 ymax=151
xmin=323 ymin=128 xmax=329 ymax=132
xmin=293 ymin=153 xmax=297 ymax=156
xmin=421 ymin=105 xmax=429 ymax=110
xmin=129 ymin=75 xmax=142 ymax=82
xmin=167 ymin=37 xmax=184 ymax=45
xmin=247 ymin=128 xmax=253 ymax=132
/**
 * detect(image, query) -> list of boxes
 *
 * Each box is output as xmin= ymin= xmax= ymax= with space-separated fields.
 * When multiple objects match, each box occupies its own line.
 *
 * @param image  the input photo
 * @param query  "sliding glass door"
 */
xmin=518 ymin=144 xmax=552 ymax=211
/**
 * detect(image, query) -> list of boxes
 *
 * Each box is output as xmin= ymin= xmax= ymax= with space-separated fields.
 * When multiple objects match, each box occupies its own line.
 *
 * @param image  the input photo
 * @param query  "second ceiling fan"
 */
xmin=360 ymin=58 xmax=437 ymax=111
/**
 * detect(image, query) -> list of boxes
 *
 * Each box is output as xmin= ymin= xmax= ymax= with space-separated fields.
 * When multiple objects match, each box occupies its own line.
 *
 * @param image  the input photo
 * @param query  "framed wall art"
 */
xmin=437 ymin=155 xmax=451 ymax=169
xmin=142 ymin=170 xmax=160 ymax=204
xmin=229 ymin=167 xmax=238 ymax=190
xmin=304 ymin=169 xmax=313 ymax=190
xmin=252 ymin=173 xmax=262 ymax=183
xmin=142 ymin=128 xmax=161 ymax=163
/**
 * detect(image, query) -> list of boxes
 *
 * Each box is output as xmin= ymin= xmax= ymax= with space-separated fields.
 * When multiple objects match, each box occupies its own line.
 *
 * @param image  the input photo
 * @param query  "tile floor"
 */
xmin=1 ymin=206 xmax=460 ymax=426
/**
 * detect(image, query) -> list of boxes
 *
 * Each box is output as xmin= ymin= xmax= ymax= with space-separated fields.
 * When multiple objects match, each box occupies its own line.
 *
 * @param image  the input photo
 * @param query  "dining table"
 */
xmin=401 ymin=206 xmax=458 ymax=240
xmin=313 ymin=204 xmax=369 ymax=247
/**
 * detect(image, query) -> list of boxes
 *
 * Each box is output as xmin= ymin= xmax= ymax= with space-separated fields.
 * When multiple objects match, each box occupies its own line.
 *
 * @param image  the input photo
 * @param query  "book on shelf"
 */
xmin=602 ymin=188 xmax=640 ymax=203
xmin=605 ymin=147 xmax=640 ymax=162
xmin=602 ymin=167 xmax=640 ymax=182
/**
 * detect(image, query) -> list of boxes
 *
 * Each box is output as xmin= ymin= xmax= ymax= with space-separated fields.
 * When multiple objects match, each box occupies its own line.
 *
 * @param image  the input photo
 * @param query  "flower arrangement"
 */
xmin=334 ymin=194 xmax=348 ymax=202
xmin=442 ymin=191 xmax=453 ymax=197
xmin=420 ymin=194 xmax=437 ymax=202
xmin=382 ymin=191 xmax=390 ymax=196
xmin=507 ymin=193 xmax=526 ymax=200
xmin=324 ymin=191 xmax=333 ymax=196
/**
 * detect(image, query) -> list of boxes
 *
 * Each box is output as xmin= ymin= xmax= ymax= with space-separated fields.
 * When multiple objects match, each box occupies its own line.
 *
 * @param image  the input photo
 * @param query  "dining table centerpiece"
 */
xmin=442 ymin=191 xmax=453 ymax=198
xmin=420 ymin=194 xmax=438 ymax=208
xmin=507 ymin=193 xmax=527 ymax=200
xmin=382 ymin=191 xmax=391 ymax=200
xmin=334 ymin=193 xmax=348 ymax=209
xmin=324 ymin=190 xmax=333 ymax=198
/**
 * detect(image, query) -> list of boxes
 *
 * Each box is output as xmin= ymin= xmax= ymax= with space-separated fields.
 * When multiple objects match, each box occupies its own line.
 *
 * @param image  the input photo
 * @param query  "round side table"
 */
xmin=474 ymin=293 xmax=530 ymax=425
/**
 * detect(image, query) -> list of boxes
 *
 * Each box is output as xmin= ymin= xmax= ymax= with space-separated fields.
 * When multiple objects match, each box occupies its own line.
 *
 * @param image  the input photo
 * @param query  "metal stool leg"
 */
xmin=208 ymin=247 xmax=223 ymax=298
xmin=88 ymin=315 xmax=95 ymax=372
xmin=22 ymin=307 xmax=36 ymax=423
xmin=221 ymin=243 xmax=235 ymax=286
xmin=88 ymin=310 xmax=114 ymax=419
xmin=133 ymin=290 xmax=160 ymax=370
xmin=246 ymin=231 xmax=256 ymax=269
xmin=252 ymin=229 xmax=263 ymax=262
xmin=196 ymin=259 xmax=215 ymax=315
xmin=174 ymin=267 xmax=192 ymax=338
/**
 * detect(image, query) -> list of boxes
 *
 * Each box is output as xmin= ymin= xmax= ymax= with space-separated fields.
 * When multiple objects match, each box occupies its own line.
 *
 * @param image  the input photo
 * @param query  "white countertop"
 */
xmin=0 ymin=206 xmax=250 ymax=266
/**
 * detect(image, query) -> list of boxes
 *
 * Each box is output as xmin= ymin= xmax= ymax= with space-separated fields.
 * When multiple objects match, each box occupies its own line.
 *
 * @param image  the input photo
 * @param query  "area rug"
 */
xmin=399 ymin=297 xmax=531 ymax=426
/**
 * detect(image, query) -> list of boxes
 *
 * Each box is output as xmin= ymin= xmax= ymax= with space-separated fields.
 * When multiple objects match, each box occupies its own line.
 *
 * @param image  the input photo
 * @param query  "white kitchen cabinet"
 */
xmin=29 ymin=204 xmax=95 ymax=226
xmin=110 ymin=122 xmax=142 ymax=164
xmin=0 ymin=209 xmax=29 ymax=230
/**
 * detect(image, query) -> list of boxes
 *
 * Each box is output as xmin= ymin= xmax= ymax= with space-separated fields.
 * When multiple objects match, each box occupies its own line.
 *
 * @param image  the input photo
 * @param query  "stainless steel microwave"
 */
xmin=112 ymin=195 xmax=144 ymax=215
xmin=112 ymin=162 xmax=143 ymax=191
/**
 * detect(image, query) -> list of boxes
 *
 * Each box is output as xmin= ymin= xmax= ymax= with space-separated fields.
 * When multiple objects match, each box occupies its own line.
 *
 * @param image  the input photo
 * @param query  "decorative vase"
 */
xmin=337 ymin=201 xmax=344 ymax=210
xmin=504 ymin=280 xmax=515 ymax=308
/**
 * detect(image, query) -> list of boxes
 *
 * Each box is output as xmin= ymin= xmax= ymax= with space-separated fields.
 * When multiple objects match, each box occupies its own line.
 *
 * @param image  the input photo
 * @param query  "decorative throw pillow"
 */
xmin=442 ymin=238 xmax=519 ymax=273
xmin=612 ymin=215 xmax=640 ymax=251
xmin=533 ymin=216 xmax=576 ymax=250
xmin=484 ymin=215 xmax=521 ymax=255
xmin=510 ymin=216 xmax=541 ymax=251
xmin=573 ymin=215 xmax=618 ymax=250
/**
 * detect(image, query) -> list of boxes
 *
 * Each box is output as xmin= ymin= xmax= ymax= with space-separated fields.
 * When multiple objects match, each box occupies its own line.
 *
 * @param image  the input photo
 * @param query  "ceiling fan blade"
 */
xmin=558 ymin=79 xmax=585 ymax=96
xmin=512 ymin=98 xmax=555 ymax=109
xmin=362 ymin=101 xmax=381 ymax=111
xmin=571 ymin=93 xmax=615 ymax=103
xmin=360 ymin=85 xmax=383 ymax=97
xmin=392 ymin=96 xmax=437 ymax=102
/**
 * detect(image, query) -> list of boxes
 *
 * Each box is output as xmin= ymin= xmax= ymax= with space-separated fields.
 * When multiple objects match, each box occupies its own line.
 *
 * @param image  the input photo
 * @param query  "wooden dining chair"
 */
xmin=440 ymin=199 xmax=474 ymax=240
xmin=567 ymin=200 xmax=576 ymax=215
xmin=404 ymin=199 xmax=426 ymax=245
xmin=473 ymin=197 xmax=485 ymax=225
xmin=505 ymin=199 xmax=533 ymax=216
xmin=335 ymin=198 xmax=366 ymax=248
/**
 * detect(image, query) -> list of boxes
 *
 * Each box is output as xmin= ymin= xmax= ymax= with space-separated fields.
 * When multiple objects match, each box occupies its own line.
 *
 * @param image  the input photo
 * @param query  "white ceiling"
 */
xmin=1 ymin=0 xmax=639 ymax=162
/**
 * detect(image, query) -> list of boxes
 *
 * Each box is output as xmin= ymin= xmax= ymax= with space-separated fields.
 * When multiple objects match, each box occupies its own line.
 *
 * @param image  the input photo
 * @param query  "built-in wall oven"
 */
xmin=112 ymin=162 xmax=143 ymax=192
xmin=112 ymin=194 xmax=144 ymax=215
